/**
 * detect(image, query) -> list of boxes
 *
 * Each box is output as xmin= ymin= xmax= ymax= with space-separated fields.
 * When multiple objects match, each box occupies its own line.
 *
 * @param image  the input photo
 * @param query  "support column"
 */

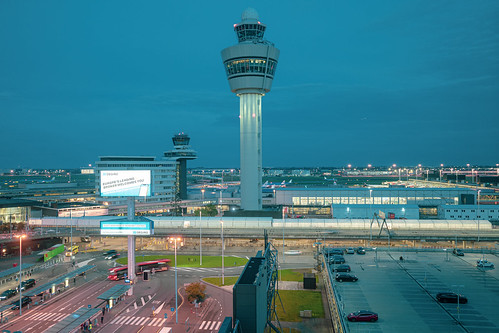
xmin=127 ymin=197 xmax=136 ymax=282
xmin=239 ymin=93 xmax=263 ymax=210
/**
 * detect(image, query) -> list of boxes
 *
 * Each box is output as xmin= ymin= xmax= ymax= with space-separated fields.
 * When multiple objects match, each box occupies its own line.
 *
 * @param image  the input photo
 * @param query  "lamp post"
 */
xmin=15 ymin=234 xmax=26 ymax=316
xmin=373 ymin=247 xmax=377 ymax=263
xmin=477 ymin=190 xmax=481 ymax=242
xmin=221 ymin=220 xmax=224 ymax=285
xmin=199 ymin=209 xmax=202 ymax=266
xmin=369 ymin=189 xmax=373 ymax=245
xmin=169 ymin=236 xmax=182 ymax=324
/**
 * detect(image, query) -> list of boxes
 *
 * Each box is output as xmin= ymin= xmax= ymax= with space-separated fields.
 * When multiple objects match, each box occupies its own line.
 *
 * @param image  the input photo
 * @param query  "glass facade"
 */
xmin=224 ymin=58 xmax=277 ymax=77
xmin=235 ymin=23 xmax=265 ymax=42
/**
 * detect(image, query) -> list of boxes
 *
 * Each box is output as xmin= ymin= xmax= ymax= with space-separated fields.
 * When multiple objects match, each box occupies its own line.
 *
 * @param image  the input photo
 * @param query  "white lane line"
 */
xmin=215 ymin=321 xmax=222 ymax=330
xmin=156 ymin=318 xmax=166 ymax=326
xmin=134 ymin=302 xmax=138 ymax=309
xmin=210 ymin=321 xmax=217 ymax=330
xmin=148 ymin=295 xmax=152 ymax=300
xmin=141 ymin=297 xmax=146 ymax=306
xmin=56 ymin=313 xmax=68 ymax=321
xmin=199 ymin=321 xmax=206 ymax=329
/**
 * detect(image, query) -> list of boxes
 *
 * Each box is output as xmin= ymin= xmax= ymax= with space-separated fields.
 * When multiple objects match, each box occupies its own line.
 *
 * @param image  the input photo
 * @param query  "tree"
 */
xmin=185 ymin=282 xmax=206 ymax=303
xmin=193 ymin=204 xmax=218 ymax=217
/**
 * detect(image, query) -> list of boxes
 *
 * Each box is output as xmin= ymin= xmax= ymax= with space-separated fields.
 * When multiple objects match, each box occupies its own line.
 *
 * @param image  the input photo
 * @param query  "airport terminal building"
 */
xmin=275 ymin=187 xmax=495 ymax=220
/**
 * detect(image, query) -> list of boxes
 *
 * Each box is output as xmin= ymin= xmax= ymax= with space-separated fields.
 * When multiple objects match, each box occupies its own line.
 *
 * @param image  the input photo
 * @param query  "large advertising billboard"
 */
xmin=100 ymin=220 xmax=154 ymax=236
xmin=100 ymin=170 xmax=151 ymax=197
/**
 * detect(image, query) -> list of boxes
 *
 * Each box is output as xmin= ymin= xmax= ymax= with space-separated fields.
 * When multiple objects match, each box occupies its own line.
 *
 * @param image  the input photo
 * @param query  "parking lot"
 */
xmin=329 ymin=249 xmax=499 ymax=333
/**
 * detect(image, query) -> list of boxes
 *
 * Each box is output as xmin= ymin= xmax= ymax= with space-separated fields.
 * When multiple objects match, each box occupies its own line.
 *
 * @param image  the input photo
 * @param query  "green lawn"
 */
xmin=275 ymin=290 xmax=324 ymax=322
xmin=280 ymin=269 xmax=313 ymax=282
xmin=115 ymin=255 xmax=248 ymax=268
xmin=202 ymin=276 xmax=239 ymax=286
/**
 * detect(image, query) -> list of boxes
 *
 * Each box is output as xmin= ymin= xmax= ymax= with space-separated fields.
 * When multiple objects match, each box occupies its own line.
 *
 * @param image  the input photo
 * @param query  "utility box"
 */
xmin=143 ymin=270 xmax=150 ymax=281
xmin=303 ymin=273 xmax=316 ymax=290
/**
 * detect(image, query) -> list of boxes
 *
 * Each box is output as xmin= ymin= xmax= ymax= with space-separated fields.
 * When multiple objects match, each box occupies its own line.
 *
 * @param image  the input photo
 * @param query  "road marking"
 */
xmin=215 ymin=322 xmax=222 ymax=330
xmin=155 ymin=318 xmax=166 ymax=326
xmin=124 ymin=316 xmax=136 ymax=325
xmin=130 ymin=317 xmax=142 ymax=325
xmin=134 ymin=302 xmax=138 ymax=309
xmin=199 ymin=321 xmax=207 ymax=329
xmin=141 ymin=297 xmax=146 ymax=306
xmin=115 ymin=316 xmax=129 ymax=325
xmin=110 ymin=316 xmax=120 ymax=324
xmin=210 ymin=321 xmax=217 ymax=330
xmin=148 ymin=295 xmax=152 ymax=300
xmin=138 ymin=317 xmax=150 ymax=325
xmin=150 ymin=318 xmax=161 ymax=326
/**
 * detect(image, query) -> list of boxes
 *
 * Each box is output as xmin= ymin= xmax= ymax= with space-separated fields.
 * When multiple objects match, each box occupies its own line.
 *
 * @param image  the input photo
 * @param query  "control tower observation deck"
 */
xmin=221 ymin=8 xmax=280 ymax=211
xmin=164 ymin=133 xmax=197 ymax=200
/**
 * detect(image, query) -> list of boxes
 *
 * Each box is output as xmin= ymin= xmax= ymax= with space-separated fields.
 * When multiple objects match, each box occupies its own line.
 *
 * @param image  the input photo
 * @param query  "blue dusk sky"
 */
xmin=0 ymin=1 xmax=498 ymax=169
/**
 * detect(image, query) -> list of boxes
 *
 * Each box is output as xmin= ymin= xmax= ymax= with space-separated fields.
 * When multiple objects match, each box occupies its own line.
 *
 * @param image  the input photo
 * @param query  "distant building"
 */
xmin=291 ymin=170 xmax=311 ymax=177
xmin=95 ymin=156 xmax=177 ymax=206
xmin=163 ymin=133 xmax=197 ymax=200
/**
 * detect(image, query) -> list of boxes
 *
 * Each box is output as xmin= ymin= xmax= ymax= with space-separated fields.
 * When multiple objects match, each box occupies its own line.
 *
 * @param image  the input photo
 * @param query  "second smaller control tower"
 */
xmin=164 ymin=133 xmax=197 ymax=200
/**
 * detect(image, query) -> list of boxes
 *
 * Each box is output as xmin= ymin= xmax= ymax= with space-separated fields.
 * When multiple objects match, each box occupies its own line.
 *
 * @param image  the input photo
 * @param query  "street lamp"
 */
xmin=221 ymin=220 xmax=224 ymax=285
xmin=169 ymin=236 xmax=182 ymax=324
xmin=477 ymin=190 xmax=481 ymax=242
xmin=199 ymin=209 xmax=202 ymax=266
xmin=15 ymin=234 xmax=26 ymax=316
xmin=373 ymin=247 xmax=377 ymax=263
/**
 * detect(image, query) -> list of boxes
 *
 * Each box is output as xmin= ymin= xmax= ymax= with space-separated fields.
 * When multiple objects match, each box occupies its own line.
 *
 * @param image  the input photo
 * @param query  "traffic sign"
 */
xmin=88 ymin=305 xmax=91 ymax=309
xmin=171 ymin=307 xmax=175 ymax=312
xmin=164 ymin=313 xmax=167 ymax=319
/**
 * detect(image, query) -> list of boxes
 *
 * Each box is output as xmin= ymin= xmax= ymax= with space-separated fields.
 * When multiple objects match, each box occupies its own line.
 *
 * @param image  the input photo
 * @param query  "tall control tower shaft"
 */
xmin=221 ymin=8 xmax=280 ymax=210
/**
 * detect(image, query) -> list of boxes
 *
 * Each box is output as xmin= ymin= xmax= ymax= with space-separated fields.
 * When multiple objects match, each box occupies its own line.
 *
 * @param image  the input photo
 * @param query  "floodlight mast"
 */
xmin=221 ymin=8 xmax=280 ymax=210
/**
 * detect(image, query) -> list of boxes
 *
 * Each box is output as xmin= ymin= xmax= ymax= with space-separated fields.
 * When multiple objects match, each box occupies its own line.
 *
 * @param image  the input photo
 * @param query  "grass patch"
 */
xmin=202 ymin=276 xmax=239 ymax=286
xmin=279 ymin=269 xmax=313 ymax=282
xmin=115 ymin=255 xmax=248 ymax=268
xmin=275 ymin=290 xmax=324 ymax=322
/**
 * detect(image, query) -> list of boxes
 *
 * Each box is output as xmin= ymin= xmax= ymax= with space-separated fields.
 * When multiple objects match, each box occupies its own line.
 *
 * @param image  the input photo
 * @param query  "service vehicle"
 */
xmin=436 ymin=292 xmax=468 ymax=304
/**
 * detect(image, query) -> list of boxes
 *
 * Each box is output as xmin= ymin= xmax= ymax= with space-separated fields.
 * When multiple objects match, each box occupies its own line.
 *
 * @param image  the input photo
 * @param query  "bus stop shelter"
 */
xmin=97 ymin=284 xmax=131 ymax=310
xmin=24 ymin=265 xmax=96 ymax=298
xmin=0 ymin=263 xmax=34 ymax=286
xmin=44 ymin=307 xmax=101 ymax=333
xmin=0 ymin=304 xmax=13 ymax=323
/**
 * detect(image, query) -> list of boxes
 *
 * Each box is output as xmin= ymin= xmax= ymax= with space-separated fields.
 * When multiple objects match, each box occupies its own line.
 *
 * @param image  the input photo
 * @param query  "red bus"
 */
xmin=107 ymin=259 xmax=171 ymax=281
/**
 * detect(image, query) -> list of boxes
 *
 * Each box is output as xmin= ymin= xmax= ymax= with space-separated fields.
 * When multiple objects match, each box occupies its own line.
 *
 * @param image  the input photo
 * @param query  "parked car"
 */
xmin=347 ymin=310 xmax=378 ymax=322
xmin=325 ymin=248 xmax=344 ymax=256
xmin=11 ymin=296 xmax=32 ymax=310
xmin=103 ymin=250 xmax=117 ymax=256
xmin=356 ymin=247 xmax=366 ymax=255
xmin=329 ymin=255 xmax=346 ymax=264
xmin=477 ymin=260 xmax=494 ymax=268
xmin=453 ymin=248 xmax=464 ymax=256
xmin=105 ymin=253 xmax=120 ymax=260
xmin=331 ymin=264 xmax=351 ymax=272
xmin=0 ymin=289 xmax=17 ymax=300
xmin=19 ymin=279 xmax=36 ymax=291
xmin=335 ymin=273 xmax=358 ymax=282
xmin=346 ymin=247 xmax=355 ymax=254
xmin=436 ymin=292 xmax=468 ymax=304
xmin=81 ymin=236 xmax=91 ymax=243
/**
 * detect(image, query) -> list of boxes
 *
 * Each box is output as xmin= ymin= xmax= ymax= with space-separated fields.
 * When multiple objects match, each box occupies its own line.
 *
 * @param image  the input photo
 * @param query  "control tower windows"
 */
xmin=224 ymin=58 xmax=277 ymax=77
xmin=235 ymin=23 xmax=266 ymax=42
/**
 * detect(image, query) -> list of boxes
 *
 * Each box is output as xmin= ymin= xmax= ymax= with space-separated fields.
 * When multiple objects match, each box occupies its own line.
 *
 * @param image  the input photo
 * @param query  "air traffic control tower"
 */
xmin=221 ymin=8 xmax=280 ymax=211
xmin=164 ymin=133 xmax=197 ymax=200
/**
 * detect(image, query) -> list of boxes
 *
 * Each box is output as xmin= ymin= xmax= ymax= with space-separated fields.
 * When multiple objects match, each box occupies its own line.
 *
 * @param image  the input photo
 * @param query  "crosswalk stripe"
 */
xmin=148 ymin=295 xmax=152 ymax=300
xmin=210 ymin=321 xmax=217 ymax=330
xmin=134 ymin=303 xmax=138 ymax=309
xmin=138 ymin=317 xmax=150 ymax=325
xmin=199 ymin=321 xmax=207 ymax=329
xmin=124 ymin=317 xmax=136 ymax=325
xmin=45 ymin=313 xmax=58 ymax=320
xmin=205 ymin=321 xmax=212 ymax=330
xmin=116 ymin=316 xmax=129 ymax=325
xmin=110 ymin=316 xmax=120 ymax=324
xmin=156 ymin=318 xmax=166 ymax=326
xmin=215 ymin=322 xmax=222 ymax=330
xmin=141 ymin=297 xmax=146 ymax=306
xmin=131 ymin=317 xmax=143 ymax=325
xmin=56 ymin=313 xmax=68 ymax=321
xmin=150 ymin=318 xmax=161 ymax=326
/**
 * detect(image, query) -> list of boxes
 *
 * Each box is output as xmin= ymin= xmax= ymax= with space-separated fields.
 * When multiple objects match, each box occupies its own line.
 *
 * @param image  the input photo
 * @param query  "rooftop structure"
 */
xmin=221 ymin=8 xmax=280 ymax=211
